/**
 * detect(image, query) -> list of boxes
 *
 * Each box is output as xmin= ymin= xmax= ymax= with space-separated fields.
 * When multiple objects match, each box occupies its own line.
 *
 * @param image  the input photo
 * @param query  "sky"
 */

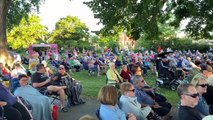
xmin=38 ymin=0 xmax=103 ymax=32
xmin=38 ymin=0 xmax=186 ymax=37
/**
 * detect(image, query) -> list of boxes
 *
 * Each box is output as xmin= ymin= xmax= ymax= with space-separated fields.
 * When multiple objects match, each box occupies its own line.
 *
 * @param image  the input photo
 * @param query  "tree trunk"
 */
xmin=0 ymin=0 xmax=13 ymax=66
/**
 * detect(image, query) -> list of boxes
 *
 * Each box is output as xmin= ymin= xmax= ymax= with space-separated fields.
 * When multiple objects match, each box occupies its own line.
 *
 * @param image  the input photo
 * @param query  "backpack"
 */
xmin=67 ymin=79 xmax=85 ymax=106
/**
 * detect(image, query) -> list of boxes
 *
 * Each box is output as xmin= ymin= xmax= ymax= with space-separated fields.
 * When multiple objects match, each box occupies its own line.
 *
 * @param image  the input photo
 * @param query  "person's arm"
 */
xmin=32 ymin=78 xmax=51 ymax=88
xmin=0 ymin=101 xmax=7 ymax=106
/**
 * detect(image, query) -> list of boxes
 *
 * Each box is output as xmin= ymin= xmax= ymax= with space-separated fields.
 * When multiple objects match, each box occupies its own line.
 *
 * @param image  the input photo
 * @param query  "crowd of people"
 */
xmin=1 ymin=47 xmax=213 ymax=120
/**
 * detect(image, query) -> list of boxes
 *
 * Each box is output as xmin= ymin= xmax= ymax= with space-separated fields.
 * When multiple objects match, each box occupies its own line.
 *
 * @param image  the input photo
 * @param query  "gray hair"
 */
xmin=177 ymin=83 xmax=195 ymax=98
xmin=108 ymin=62 xmax=115 ymax=68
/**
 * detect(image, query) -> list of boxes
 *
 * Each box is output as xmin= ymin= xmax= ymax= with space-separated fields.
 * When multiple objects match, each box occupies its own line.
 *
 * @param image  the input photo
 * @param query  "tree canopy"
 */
xmin=7 ymin=15 xmax=48 ymax=49
xmin=169 ymin=0 xmax=213 ymax=39
xmin=85 ymin=0 xmax=213 ymax=40
xmin=51 ymin=16 xmax=90 ymax=49
xmin=7 ymin=0 xmax=43 ymax=30
xmin=84 ymin=0 xmax=168 ymax=40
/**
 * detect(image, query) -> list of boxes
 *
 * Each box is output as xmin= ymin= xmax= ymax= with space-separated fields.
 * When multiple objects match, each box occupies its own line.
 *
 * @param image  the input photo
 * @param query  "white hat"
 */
xmin=41 ymin=60 xmax=47 ymax=67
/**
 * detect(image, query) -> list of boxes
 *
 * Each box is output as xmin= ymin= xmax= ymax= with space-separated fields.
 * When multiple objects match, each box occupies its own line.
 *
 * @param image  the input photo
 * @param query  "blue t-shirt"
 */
xmin=135 ymin=87 xmax=155 ymax=105
xmin=100 ymin=104 xmax=126 ymax=120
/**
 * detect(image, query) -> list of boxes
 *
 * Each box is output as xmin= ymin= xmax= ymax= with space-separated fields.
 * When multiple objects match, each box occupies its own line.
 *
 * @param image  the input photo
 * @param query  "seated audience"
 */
xmin=41 ymin=60 xmax=53 ymax=77
xmin=0 ymin=83 xmax=32 ymax=120
xmin=11 ymin=63 xmax=26 ymax=78
xmin=31 ymin=63 xmax=68 ymax=112
xmin=14 ymin=74 xmax=52 ymax=120
xmin=119 ymin=82 xmax=160 ymax=120
xmin=133 ymin=75 xmax=172 ymax=119
xmin=98 ymin=85 xmax=136 ymax=120
xmin=106 ymin=62 xmax=123 ymax=87
xmin=120 ymin=65 xmax=131 ymax=82
xmin=191 ymin=73 xmax=209 ymax=117
xmin=177 ymin=83 xmax=202 ymax=120
xmin=53 ymin=65 xmax=84 ymax=105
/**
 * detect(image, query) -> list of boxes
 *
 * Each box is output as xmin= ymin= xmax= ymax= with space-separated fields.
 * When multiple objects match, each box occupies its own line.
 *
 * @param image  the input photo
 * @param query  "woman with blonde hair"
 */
xmin=98 ymin=85 xmax=136 ymax=120
xmin=191 ymin=73 xmax=209 ymax=117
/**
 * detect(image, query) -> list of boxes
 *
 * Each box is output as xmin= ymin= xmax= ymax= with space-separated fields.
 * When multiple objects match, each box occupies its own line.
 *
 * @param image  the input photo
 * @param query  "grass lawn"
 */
xmin=72 ymin=70 xmax=180 ymax=107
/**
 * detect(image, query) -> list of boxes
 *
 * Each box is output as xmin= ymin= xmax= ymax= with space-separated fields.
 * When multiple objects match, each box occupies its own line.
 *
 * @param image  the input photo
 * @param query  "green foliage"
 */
xmin=7 ymin=0 xmax=43 ymax=30
xmin=169 ymin=0 xmax=213 ymax=39
xmin=51 ymin=16 xmax=90 ymax=49
xmin=136 ymin=37 xmax=209 ymax=52
xmin=7 ymin=15 xmax=48 ymax=49
xmin=97 ymin=26 xmax=124 ymax=49
xmin=136 ymin=22 xmax=177 ymax=50
xmin=84 ymin=0 xmax=166 ymax=40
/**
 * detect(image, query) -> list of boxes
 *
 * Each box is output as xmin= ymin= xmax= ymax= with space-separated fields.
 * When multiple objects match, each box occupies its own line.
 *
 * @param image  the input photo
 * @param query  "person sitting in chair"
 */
xmin=158 ymin=56 xmax=174 ymax=81
xmin=14 ymin=74 xmax=52 ymax=120
xmin=133 ymin=75 xmax=172 ymax=120
xmin=31 ymin=64 xmax=68 ymax=112
xmin=0 ymin=83 xmax=32 ymax=120
xmin=119 ymin=82 xmax=160 ymax=120
xmin=52 ymin=65 xmax=84 ymax=106
xmin=106 ymin=62 xmax=123 ymax=88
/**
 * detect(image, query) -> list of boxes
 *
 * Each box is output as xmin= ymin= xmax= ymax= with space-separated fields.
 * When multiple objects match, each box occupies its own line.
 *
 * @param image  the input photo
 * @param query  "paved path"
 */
xmin=58 ymin=99 xmax=99 ymax=120
xmin=57 ymin=99 xmax=179 ymax=120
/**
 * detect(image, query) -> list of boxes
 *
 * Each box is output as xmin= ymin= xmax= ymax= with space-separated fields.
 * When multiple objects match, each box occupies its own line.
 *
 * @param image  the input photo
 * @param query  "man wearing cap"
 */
xmin=158 ymin=56 xmax=174 ymax=81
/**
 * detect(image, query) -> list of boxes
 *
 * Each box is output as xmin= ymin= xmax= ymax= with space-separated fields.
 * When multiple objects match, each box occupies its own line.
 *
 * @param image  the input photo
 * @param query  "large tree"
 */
xmin=169 ymin=0 xmax=213 ymax=39
xmin=84 ymin=0 xmax=167 ymax=40
xmin=7 ymin=15 xmax=48 ymax=49
xmin=85 ymin=0 xmax=213 ymax=40
xmin=51 ymin=16 xmax=90 ymax=49
xmin=0 ymin=0 xmax=42 ymax=65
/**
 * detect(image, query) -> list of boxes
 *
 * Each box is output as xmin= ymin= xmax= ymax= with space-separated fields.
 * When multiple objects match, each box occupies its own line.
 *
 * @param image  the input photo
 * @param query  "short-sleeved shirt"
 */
xmin=31 ymin=72 xmax=51 ymax=90
xmin=135 ymin=87 xmax=155 ymax=105
xmin=53 ymin=73 xmax=69 ymax=85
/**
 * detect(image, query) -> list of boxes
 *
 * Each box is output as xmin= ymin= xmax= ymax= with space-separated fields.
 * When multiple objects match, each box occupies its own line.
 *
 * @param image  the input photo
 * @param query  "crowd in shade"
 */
xmin=1 ymin=47 xmax=213 ymax=120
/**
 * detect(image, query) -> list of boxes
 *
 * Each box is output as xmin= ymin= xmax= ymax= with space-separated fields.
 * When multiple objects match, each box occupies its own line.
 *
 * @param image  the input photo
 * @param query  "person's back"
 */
xmin=100 ymin=104 xmax=126 ymax=120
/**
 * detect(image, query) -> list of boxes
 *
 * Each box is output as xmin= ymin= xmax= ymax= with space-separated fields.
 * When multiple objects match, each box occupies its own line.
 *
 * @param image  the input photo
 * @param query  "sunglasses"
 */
xmin=128 ymin=89 xmax=135 ymax=92
xmin=197 ymin=84 xmax=208 ymax=88
xmin=183 ymin=93 xmax=199 ymax=98
xmin=59 ymin=68 xmax=65 ymax=70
